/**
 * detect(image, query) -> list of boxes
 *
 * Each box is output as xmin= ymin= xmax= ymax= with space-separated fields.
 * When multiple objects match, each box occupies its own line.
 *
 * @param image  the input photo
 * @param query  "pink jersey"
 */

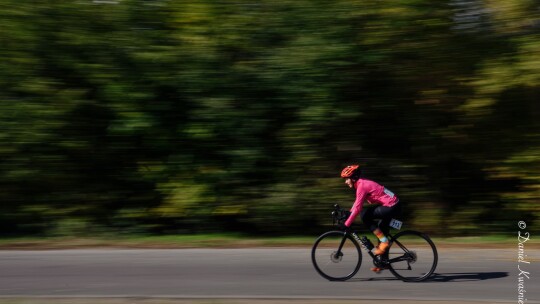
xmin=344 ymin=178 xmax=399 ymax=227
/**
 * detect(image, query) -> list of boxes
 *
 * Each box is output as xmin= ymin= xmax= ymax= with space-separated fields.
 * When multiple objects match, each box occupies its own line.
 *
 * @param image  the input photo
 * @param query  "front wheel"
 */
xmin=311 ymin=231 xmax=362 ymax=281
xmin=387 ymin=230 xmax=438 ymax=282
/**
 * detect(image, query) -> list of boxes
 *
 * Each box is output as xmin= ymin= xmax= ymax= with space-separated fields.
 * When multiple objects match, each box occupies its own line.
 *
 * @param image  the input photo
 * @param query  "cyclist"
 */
xmin=340 ymin=165 xmax=402 ymax=272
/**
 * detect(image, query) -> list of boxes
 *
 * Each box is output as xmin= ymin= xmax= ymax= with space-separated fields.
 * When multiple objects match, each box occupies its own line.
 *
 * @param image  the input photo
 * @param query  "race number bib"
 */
xmin=389 ymin=218 xmax=403 ymax=230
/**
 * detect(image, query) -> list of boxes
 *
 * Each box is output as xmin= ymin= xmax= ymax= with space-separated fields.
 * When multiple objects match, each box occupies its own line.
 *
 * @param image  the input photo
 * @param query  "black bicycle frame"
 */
xmin=337 ymin=230 xmax=413 ymax=267
xmin=386 ymin=236 xmax=414 ymax=268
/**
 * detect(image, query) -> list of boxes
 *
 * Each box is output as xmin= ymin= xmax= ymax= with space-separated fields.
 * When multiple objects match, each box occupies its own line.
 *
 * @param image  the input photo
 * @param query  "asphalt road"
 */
xmin=0 ymin=247 xmax=538 ymax=303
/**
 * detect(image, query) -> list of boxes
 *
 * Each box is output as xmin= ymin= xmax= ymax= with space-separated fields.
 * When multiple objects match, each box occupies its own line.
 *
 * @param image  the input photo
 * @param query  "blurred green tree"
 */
xmin=0 ymin=0 xmax=538 ymax=236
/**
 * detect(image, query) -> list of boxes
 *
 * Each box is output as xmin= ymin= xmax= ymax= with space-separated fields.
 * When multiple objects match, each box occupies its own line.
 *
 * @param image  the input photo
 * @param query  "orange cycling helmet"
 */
xmin=341 ymin=165 xmax=360 ymax=179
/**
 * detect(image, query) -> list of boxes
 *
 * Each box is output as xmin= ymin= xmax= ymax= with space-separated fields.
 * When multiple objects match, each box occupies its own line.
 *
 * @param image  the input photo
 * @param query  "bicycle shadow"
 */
xmin=348 ymin=272 xmax=508 ymax=282
xmin=429 ymin=272 xmax=509 ymax=282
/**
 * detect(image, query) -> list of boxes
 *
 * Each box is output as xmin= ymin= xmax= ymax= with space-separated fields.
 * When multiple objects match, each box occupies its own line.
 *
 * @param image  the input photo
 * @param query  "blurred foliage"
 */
xmin=0 ymin=0 xmax=538 ymax=236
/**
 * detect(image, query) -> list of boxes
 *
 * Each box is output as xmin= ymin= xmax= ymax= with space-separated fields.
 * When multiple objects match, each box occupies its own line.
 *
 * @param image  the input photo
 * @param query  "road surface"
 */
xmin=0 ymin=247 xmax=538 ymax=303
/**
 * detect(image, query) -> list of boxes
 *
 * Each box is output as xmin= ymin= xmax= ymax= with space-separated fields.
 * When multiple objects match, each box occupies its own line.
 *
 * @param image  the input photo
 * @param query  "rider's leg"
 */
xmin=370 ymin=204 xmax=402 ymax=255
xmin=360 ymin=207 xmax=379 ymax=236
xmin=360 ymin=207 xmax=375 ymax=229
xmin=372 ymin=234 xmax=390 ymax=256
xmin=373 ymin=227 xmax=389 ymax=243
xmin=363 ymin=204 xmax=402 ymax=272
xmin=379 ymin=202 xmax=402 ymax=236
xmin=361 ymin=207 xmax=390 ymax=256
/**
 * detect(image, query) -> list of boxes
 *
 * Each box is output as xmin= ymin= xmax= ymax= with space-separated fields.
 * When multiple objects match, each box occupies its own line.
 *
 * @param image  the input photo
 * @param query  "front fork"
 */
xmin=334 ymin=231 xmax=349 ymax=259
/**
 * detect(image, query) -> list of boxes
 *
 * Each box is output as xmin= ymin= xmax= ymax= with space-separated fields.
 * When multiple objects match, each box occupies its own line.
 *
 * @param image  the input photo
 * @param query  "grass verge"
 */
xmin=0 ymin=233 xmax=532 ymax=249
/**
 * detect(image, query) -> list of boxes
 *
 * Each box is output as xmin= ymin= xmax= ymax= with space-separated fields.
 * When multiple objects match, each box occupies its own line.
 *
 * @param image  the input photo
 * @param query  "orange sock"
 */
xmin=373 ymin=228 xmax=388 ymax=243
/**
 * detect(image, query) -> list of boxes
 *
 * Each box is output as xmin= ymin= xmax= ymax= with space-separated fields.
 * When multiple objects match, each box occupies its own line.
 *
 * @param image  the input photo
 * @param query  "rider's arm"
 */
xmin=344 ymin=187 xmax=367 ymax=227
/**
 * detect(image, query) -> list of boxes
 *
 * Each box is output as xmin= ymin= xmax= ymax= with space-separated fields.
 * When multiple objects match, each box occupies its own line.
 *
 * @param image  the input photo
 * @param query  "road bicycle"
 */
xmin=311 ymin=204 xmax=438 ymax=282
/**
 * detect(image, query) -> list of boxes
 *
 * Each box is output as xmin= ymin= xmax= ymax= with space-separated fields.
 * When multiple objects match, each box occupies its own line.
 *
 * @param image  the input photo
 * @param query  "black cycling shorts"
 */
xmin=360 ymin=201 xmax=402 ymax=235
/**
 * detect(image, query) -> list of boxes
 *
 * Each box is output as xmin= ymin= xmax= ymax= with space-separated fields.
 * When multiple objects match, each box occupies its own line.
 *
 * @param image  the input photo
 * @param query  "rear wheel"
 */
xmin=387 ymin=230 xmax=438 ymax=282
xmin=311 ymin=231 xmax=362 ymax=281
